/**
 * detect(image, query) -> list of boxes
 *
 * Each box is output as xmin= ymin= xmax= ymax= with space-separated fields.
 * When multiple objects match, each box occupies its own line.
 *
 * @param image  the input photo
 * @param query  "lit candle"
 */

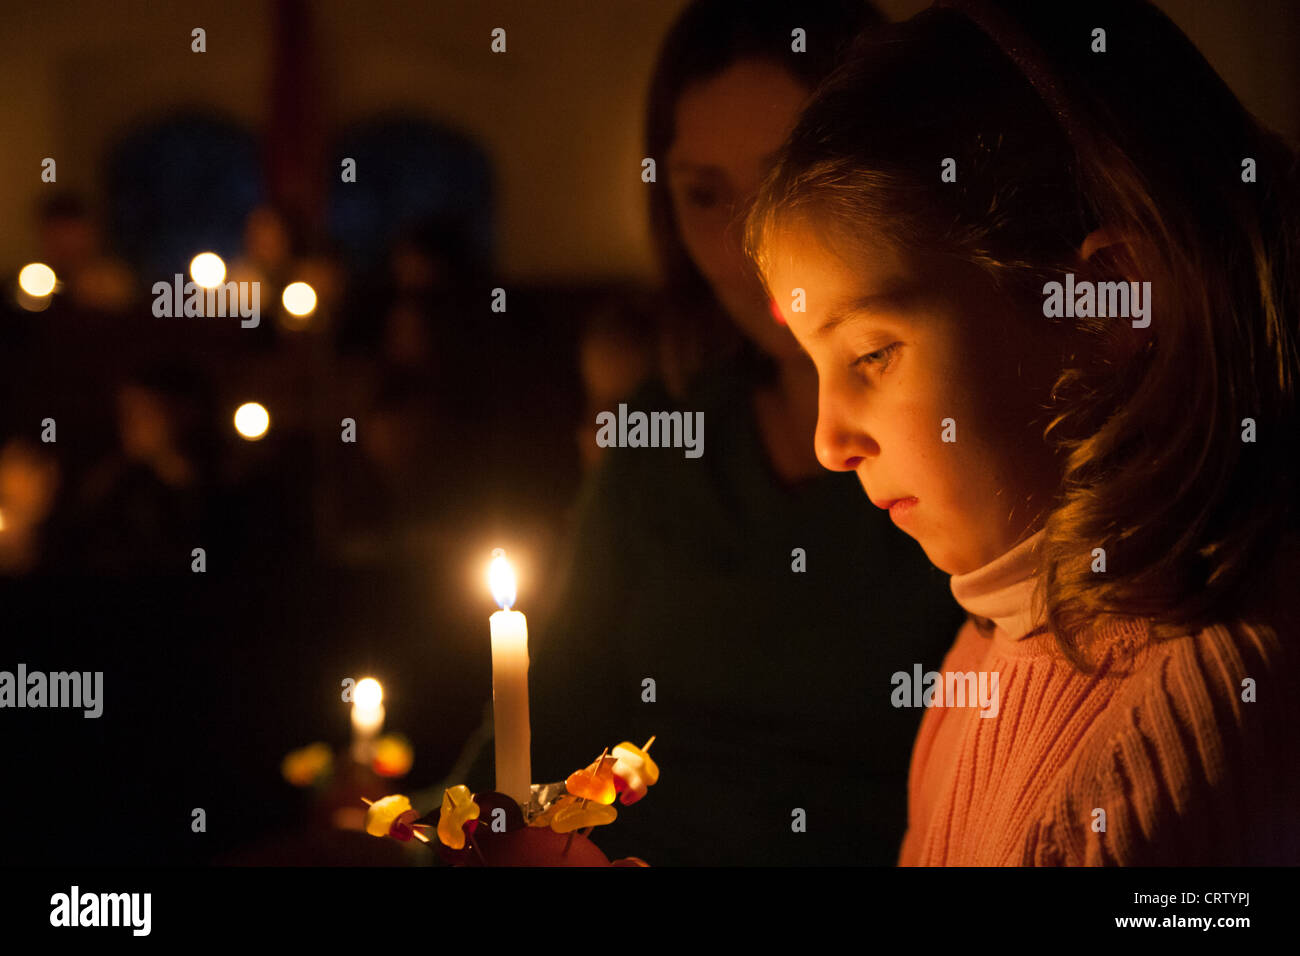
xmin=488 ymin=549 xmax=531 ymax=807
xmin=351 ymin=677 xmax=385 ymax=763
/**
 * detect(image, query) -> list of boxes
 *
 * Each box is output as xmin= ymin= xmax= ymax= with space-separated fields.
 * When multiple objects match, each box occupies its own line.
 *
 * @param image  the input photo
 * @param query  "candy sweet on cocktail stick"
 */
xmin=610 ymin=736 xmax=660 ymax=806
xmin=361 ymin=794 xmax=426 ymax=842
xmin=437 ymin=785 xmax=480 ymax=850
xmin=552 ymin=796 xmax=617 ymax=833
xmin=565 ymin=747 xmax=618 ymax=805
xmin=360 ymin=735 xmax=660 ymax=863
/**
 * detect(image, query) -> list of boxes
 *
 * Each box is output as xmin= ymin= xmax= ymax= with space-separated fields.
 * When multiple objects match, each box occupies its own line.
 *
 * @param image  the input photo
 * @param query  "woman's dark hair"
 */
xmin=645 ymin=0 xmax=882 ymax=396
xmin=746 ymin=0 xmax=1300 ymax=669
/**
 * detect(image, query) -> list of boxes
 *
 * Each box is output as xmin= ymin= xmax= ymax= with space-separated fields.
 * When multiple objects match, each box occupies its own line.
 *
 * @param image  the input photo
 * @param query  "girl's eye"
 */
xmin=852 ymin=342 xmax=900 ymax=376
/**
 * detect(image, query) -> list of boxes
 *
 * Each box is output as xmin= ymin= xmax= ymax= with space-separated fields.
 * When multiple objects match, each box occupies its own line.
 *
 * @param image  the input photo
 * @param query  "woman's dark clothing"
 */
xmin=469 ymin=357 xmax=964 ymax=864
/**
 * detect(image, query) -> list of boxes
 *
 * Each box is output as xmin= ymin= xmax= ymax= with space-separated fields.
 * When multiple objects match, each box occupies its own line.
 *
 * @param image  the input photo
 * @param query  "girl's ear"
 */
xmin=1077 ymin=227 xmax=1162 ymax=288
xmin=1079 ymin=227 xmax=1123 ymax=265
xmin=1077 ymin=227 xmax=1146 ymax=273
xmin=1075 ymin=227 xmax=1156 ymax=366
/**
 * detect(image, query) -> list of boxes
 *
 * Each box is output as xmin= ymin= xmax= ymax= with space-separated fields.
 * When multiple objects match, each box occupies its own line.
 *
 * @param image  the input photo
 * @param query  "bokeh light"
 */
xmin=190 ymin=252 xmax=226 ymax=288
xmin=233 ymin=402 xmax=270 ymax=440
xmin=281 ymin=281 xmax=317 ymax=318
xmin=18 ymin=263 xmax=57 ymax=297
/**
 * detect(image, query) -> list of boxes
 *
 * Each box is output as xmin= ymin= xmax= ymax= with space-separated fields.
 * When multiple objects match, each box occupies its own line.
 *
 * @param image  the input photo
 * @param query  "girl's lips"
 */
xmin=886 ymin=497 xmax=918 ymax=522
xmin=870 ymin=496 xmax=916 ymax=510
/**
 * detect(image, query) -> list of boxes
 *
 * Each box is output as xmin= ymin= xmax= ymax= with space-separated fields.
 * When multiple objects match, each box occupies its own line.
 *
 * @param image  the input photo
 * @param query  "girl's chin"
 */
xmin=914 ymin=534 xmax=967 ymax=577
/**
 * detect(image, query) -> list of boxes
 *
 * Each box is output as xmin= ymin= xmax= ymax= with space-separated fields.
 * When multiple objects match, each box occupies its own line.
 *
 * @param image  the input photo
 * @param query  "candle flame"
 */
xmin=354 ymin=677 xmax=383 ymax=710
xmin=488 ymin=548 xmax=517 ymax=610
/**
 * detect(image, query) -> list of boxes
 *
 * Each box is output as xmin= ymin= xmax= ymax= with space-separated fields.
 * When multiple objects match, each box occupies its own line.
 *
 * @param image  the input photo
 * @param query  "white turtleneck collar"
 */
xmin=949 ymin=527 xmax=1048 ymax=640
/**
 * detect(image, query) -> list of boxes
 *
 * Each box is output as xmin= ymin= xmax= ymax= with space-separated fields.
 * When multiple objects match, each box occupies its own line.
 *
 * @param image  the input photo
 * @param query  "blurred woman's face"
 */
xmin=667 ymin=58 xmax=809 ymax=360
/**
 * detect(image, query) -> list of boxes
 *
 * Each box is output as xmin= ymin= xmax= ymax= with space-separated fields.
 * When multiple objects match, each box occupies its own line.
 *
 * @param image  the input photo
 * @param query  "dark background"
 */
xmin=1 ymin=0 xmax=1296 ymax=865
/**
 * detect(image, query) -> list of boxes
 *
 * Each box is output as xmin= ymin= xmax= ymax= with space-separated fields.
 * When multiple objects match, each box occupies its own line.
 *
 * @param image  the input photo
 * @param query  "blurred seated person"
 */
xmin=0 ymin=438 xmax=61 ymax=576
xmin=48 ymin=362 xmax=215 ymax=575
xmin=36 ymin=192 xmax=134 ymax=314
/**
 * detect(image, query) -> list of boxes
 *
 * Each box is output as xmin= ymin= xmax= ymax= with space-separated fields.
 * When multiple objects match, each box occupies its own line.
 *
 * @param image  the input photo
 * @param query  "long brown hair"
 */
xmin=644 ymin=0 xmax=881 ymax=397
xmin=746 ymin=1 xmax=1300 ymax=669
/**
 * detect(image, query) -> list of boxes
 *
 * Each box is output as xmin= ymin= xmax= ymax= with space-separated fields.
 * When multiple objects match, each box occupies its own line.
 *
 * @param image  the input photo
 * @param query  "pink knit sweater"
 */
xmin=898 ymin=528 xmax=1300 ymax=865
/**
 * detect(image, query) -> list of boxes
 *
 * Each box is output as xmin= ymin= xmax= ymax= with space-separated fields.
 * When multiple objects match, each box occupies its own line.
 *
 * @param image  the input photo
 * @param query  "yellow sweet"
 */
xmin=551 ymin=797 xmax=618 ymax=833
xmin=437 ymin=785 xmax=480 ymax=850
xmin=281 ymin=742 xmax=332 ymax=787
xmin=565 ymin=750 xmax=618 ymax=804
xmin=528 ymin=795 xmax=568 ymax=828
xmin=364 ymin=794 xmax=413 ymax=837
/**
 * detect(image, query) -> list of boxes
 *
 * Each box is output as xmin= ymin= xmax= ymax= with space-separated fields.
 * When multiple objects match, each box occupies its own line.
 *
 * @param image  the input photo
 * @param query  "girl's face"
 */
xmin=667 ymin=59 xmax=809 ymax=360
xmin=762 ymin=227 xmax=1071 ymax=574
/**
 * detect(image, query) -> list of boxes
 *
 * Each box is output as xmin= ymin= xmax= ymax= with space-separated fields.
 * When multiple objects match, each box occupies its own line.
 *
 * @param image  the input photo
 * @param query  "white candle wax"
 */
xmin=490 ymin=608 xmax=532 ymax=806
xmin=352 ymin=702 xmax=385 ymax=737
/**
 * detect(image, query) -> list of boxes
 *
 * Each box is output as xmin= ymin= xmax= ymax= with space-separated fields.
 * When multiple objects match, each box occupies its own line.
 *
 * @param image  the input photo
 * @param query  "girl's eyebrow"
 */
xmin=817 ymin=282 xmax=926 ymax=337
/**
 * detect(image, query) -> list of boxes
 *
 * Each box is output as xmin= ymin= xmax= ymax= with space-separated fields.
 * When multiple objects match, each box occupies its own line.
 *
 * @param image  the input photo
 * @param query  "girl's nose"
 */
xmin=815 ymin=374 xmax=873 ymax=472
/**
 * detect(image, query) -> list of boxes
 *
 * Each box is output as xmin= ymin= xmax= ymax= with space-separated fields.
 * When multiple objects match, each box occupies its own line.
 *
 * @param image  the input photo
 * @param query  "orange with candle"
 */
xmin=359 ymin=549 xmax=659 ymax=865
